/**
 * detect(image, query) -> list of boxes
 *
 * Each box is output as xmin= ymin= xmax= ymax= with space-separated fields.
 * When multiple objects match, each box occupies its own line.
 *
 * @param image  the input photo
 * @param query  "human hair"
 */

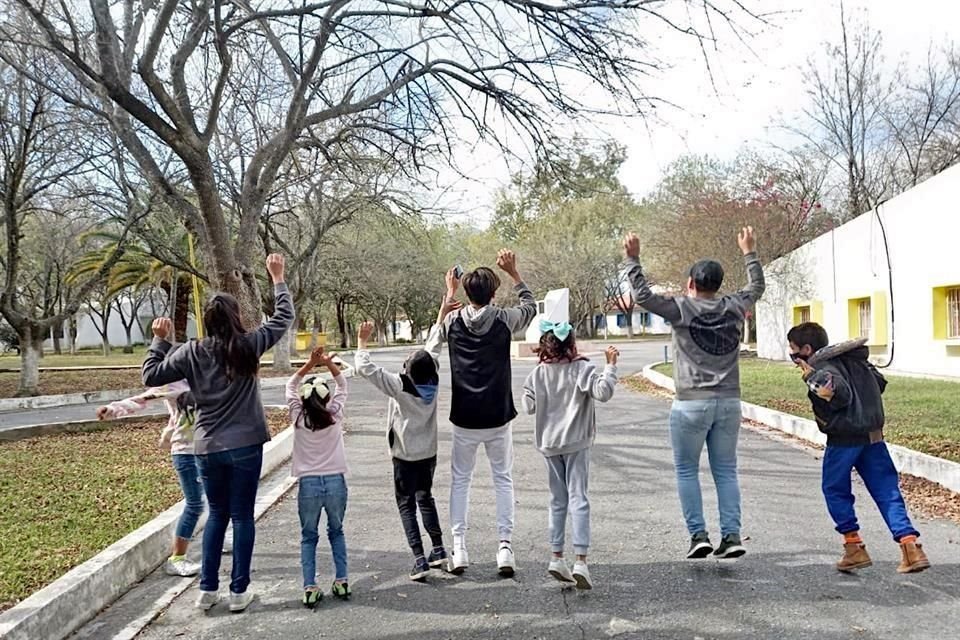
xmin=404 ymin=350 xmax=439 ymax=386
xmin=301 ymin=376 xmax=335 ymax=431
xmin=462 ymin=267 xmax=500 ymax=306
xmin=203 ymin=293 xmax=258 ymax=381
xmin=535 ymin=329 xmax=578 ymax=363
xmin=689 ymin=259 xmax=724 ymax=294
xmin=787 ymin=322 xmax=829 ymax=353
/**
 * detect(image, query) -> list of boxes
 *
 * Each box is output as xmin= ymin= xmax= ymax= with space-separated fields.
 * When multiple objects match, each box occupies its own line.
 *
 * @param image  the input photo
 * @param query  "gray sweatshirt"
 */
xmin=142 ymin=283 xmax=295 ymax=455
xmin=354 ymin=325 xmax=444 ymax=462
xmin=624 ymin=254 xmax=764 ymax=400
xmin=521 ymin=359 xmax=618 ymax=457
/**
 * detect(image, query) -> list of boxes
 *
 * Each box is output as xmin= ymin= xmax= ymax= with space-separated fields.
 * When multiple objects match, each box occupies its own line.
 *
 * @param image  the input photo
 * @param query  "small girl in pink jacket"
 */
xmin=97 ymin=378 xmax=207 ymax=577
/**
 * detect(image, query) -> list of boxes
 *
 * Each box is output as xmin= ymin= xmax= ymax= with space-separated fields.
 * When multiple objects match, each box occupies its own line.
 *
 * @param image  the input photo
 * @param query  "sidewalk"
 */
xmin=84 ymin=362 xmax=960 ymax=640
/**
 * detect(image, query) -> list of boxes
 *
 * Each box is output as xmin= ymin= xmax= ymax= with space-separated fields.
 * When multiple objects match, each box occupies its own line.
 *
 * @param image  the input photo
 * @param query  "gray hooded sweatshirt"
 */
xmin=521 ymin=359 xmax=618 ymax=456
xmin=624 ymin=254 xmax=764 ymax=401
xmin=355 ymin=325 xmax=444 ymax=462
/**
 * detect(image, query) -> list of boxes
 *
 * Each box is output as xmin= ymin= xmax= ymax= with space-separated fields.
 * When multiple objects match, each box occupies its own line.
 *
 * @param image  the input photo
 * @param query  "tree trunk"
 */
xmin=17 ymin=328 xmax=43 ymax=396
xmin=101 ymin=334 xmax=111 ymax=357
xmin=175 ymin=276 xmax=190 ymax=341
xmin=123 ymin=324 xmax=134 ymax=353
xmin=625 ymin=311 xmax=635 ymax=339
xmin=52 ymin=320 xmax=62 ymax=355
xmin=67 ymin=316 xmax=78 ymax=355
xmin=336 ymin=300 xmax=349 ymax=349
xmin=272 ymin=317 xmax=293 ymax=372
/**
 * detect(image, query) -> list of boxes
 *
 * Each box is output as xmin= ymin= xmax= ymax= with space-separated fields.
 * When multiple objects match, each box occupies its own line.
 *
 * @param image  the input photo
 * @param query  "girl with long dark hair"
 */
xmin=143 ymin=254 xmax=294 ymax=613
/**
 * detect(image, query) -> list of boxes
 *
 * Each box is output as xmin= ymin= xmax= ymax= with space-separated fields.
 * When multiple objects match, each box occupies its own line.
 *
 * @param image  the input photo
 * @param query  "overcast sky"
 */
xmin=427 ymin=0 xmax=960 ymax=227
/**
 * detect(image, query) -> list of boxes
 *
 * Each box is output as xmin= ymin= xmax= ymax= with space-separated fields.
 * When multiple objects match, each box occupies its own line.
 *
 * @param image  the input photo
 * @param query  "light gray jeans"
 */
xmin=545 ymin=448 xmax=591 ymax=556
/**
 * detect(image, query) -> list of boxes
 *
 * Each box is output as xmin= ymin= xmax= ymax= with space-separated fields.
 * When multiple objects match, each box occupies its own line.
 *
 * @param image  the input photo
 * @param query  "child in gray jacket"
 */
xmin=521 ymin=322 xmax=618 ymax=590
xmin=354 ymin=299 xmax=460 ymax=582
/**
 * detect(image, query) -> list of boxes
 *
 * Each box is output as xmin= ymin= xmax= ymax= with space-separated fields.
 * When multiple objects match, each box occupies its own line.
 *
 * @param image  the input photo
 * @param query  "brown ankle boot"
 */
xmin=836 ymin=543 xmax=872 ymax=572
xmin=897 ymin=541 xmax=931 ymax=574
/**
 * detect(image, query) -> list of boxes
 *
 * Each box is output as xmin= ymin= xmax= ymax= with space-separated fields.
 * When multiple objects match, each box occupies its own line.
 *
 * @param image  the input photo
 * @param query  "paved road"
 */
xmin=78 ymin=341 xmax=960 ymax=640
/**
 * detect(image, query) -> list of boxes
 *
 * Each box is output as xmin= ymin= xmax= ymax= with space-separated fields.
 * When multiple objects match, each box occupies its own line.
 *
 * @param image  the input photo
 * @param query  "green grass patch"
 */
xmin=651 ymin=360 xmax=960 ymax=462
xmin=0 ymin=412 xmax=289 ymax=611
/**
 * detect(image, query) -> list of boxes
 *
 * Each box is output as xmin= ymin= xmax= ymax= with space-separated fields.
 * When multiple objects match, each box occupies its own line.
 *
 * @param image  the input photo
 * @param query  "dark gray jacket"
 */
xmin=142 ymin=283 xmax=294 ymax=455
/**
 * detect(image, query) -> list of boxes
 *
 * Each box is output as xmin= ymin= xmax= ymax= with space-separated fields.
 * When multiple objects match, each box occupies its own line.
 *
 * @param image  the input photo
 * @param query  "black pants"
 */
xmin=393 ymin=456 xmax=444 ymax=557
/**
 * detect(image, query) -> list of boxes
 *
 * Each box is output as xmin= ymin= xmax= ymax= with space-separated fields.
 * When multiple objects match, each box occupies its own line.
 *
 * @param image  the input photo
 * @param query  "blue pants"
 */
xmin=669 ymin=398 xmax=743 ymax=536
xmin=298 ymin=474 xmax=348 ymax=588
xmin=171 ymin=454 xmax=205 ymax=541
xmin=196 ymin=444 xmax=263 ymax=594
xmin=822 ymin=442 xmax=918 ymax=541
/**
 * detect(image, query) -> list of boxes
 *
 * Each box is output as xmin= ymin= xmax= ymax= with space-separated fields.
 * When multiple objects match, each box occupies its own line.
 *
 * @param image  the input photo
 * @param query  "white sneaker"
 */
xmin=548 ymin=558 xmax=575 ymax=584
xmin=497 ymin=544 xmax=516 ymax=577
xmin=229 ymin=590 xmax=255 ymax=613
xmin=164 ymin=557 xmax=200 ymax=577
xmin=572 ymin=561 xmax=592 ymax=590
xmin=195 ymin=590 xmax=220 ymax=611
xmin=450 ymin=547 xmax=469 ymax=575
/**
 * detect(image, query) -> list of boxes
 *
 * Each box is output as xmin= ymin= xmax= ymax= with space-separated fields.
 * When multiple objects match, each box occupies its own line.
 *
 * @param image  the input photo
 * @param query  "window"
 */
xmin=616 ymin=313 xmax=627 ymax=328
xmin=797 ymin=306 xmax=811 ymax=324
xmin=638 ymin=312 xmax=651 ymax=327
xmin=537 ymin=301 xmax=545 ymax=314
xmin=857 ymin=299 xmax=872 ymax=339
xmin=949 ymin=287 xmax=960 ymax=339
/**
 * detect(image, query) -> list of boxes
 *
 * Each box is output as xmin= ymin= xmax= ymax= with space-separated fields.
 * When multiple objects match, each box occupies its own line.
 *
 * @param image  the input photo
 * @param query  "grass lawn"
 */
xmin=0 ymin=412 xmax=288 ymax=612
xmin=652 ymin=359 xmax=960 ymax=463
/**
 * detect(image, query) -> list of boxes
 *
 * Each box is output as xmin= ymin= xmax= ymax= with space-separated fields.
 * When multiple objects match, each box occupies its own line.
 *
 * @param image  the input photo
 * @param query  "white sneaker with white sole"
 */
xmin=450 ymin=547 xmax=469 ymax=575
xmin=497 ymin=544 xmax=516 ymax=577
xmin=229 ymin=590 xmax=255 ymax=612
xmin=164 ymin=557 xmax=200 ymax=577
xmin=572 ymin=561 xmax=592 ymax=590
xmin=548 ymin=558 xmax=576 ymax=584
xmin=195 ymin=590 xmax=220 ymax=611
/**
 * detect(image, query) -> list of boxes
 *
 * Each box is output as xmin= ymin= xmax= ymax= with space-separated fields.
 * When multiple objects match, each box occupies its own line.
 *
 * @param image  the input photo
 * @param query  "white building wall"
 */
xmin=600 ymin=309 xmax=672 ymax=336
xmin=757 ymin=162 xmax=960 ymax=377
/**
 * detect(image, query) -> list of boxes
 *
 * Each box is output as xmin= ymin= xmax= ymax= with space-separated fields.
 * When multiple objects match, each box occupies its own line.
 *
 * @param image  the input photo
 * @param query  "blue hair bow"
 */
xmin=540 ymin=319 xmax=573 ymax=341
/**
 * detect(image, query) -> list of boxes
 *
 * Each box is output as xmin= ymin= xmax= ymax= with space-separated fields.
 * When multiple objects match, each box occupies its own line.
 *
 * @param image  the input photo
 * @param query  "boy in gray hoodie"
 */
xmin=354 ymin=299 xmax=461 ymax=581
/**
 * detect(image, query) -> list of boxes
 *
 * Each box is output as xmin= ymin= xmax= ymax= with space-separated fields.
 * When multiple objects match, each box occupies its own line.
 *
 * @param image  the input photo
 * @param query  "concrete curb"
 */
xmin=639 ymin=363 xmax=960 ymax=494
xmin=0 ymin=410 xmax=295 ymax=640
xmin=0 ymin=376 xmax=293 ymax=413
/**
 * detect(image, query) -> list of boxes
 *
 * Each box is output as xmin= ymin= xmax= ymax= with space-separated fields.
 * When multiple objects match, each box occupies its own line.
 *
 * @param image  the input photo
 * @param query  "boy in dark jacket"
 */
xmin=787 ymin=322 xmax=930 ymax=574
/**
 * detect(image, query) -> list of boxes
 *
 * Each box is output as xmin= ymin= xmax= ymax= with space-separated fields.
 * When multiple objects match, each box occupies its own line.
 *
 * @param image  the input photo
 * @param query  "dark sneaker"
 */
xmin=428 ymin=547 xmax=449 ymax=569
xmin=331 ymin=581 xmax=351 ymax=600
xmin=713 ymin=534 xmax=747 ymax=559
xmin=410 ymin=557 xmax=431 ymax=582
xmin=687 ymin=532 xmax=714 ymax=559
xmin=302 ymin=588 xmax=322 ymax=609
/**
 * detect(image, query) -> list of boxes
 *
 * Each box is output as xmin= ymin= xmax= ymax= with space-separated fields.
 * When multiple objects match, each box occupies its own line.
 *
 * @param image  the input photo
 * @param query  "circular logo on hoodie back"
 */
xmin=688 ymin=312 xmax=740 ymax=356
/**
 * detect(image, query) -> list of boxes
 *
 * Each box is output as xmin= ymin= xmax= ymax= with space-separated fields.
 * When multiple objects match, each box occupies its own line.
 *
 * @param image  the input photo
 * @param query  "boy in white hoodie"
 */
xmin=354 ymin=298 xmax=460 ymax=581
xmin=521 ymin=323 xmax=618 ymax=590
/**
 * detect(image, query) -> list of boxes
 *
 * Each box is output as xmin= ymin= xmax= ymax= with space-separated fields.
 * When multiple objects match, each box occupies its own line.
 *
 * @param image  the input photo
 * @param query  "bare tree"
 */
xmin=0 ymin=55 xmax=129 ymax=394
xmin=882 ymin=46 xmax=960 ymax=191
xmin=5 ymin=0 xmax=763 ymax=329
xmin=799 ymin=2 xmax=889 ymax=221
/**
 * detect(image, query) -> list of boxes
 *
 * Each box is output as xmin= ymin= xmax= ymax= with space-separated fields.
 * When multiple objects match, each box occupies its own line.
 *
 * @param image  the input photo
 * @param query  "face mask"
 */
xmin=789 ymin=352 xmax=808 ymax=363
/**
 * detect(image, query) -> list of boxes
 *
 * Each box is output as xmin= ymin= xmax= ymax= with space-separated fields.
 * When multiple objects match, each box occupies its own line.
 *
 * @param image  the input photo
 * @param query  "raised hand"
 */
xmin=737 ymin=226 xmax=756 ymax=255
xmin=307 ymin=345 xmax=326 ymax=366
xmin=496 ymin=249 xmax=519 ymax=279
xmin=357 ymin=320 xmax=375 ymax=349
xmin=152 ymin=317 xmax=173 ymax=341
xmin=623 ymin=232 xmax=640 ymax=259
xmin=605 ymin=345 xmax=620 ymax=365
xmin=440 ymin=295 xmax=463 ymax=318
xmin=266 ymin=253 xmax=286 ymax=283
xmin=445 ymin=266 xmax=461 ymax=295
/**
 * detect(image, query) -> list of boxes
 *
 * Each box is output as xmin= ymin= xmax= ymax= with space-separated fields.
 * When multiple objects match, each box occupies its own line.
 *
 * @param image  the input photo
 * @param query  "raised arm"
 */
xmin=735 ymin=226 xmax=765 ymax=307
xmin=582 ymin=347 xmax=619 ymax=402
xmin=354 ymin=320 xmax=403 ymax=397
xmin=495 ymin=249 xmax=538 ymax=333
xmin=798 ymin=360 xmax=853 ymax=409
xmin=622 ymin=233 xmax=681 ymax=323
xmin=97 ymin=380 xmax=190 ymax=421
xmin=142 ymin=319 xmax=190 ymax=386
xmin=252 ymin=254 xmax=295 ymax=357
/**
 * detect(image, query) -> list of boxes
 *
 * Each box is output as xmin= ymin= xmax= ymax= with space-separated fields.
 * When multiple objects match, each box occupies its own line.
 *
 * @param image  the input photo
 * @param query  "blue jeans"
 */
xmin=669 ymin=398 xmax=742 ymax=536
xmin=196 ymin=444 xmax=263 ymax=594
xmin=171 ymin=454 xmax=205 ymax=541
xmin=298 ymin=474 xmax=348 ymax=588
xmin=822 ymin=442 xmax=919 ymax=541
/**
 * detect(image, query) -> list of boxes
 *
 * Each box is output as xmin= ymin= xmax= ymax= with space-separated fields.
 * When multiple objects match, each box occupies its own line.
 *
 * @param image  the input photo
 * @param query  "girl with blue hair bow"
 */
xmin=521 ymin=320 xmax=619 ymax=590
